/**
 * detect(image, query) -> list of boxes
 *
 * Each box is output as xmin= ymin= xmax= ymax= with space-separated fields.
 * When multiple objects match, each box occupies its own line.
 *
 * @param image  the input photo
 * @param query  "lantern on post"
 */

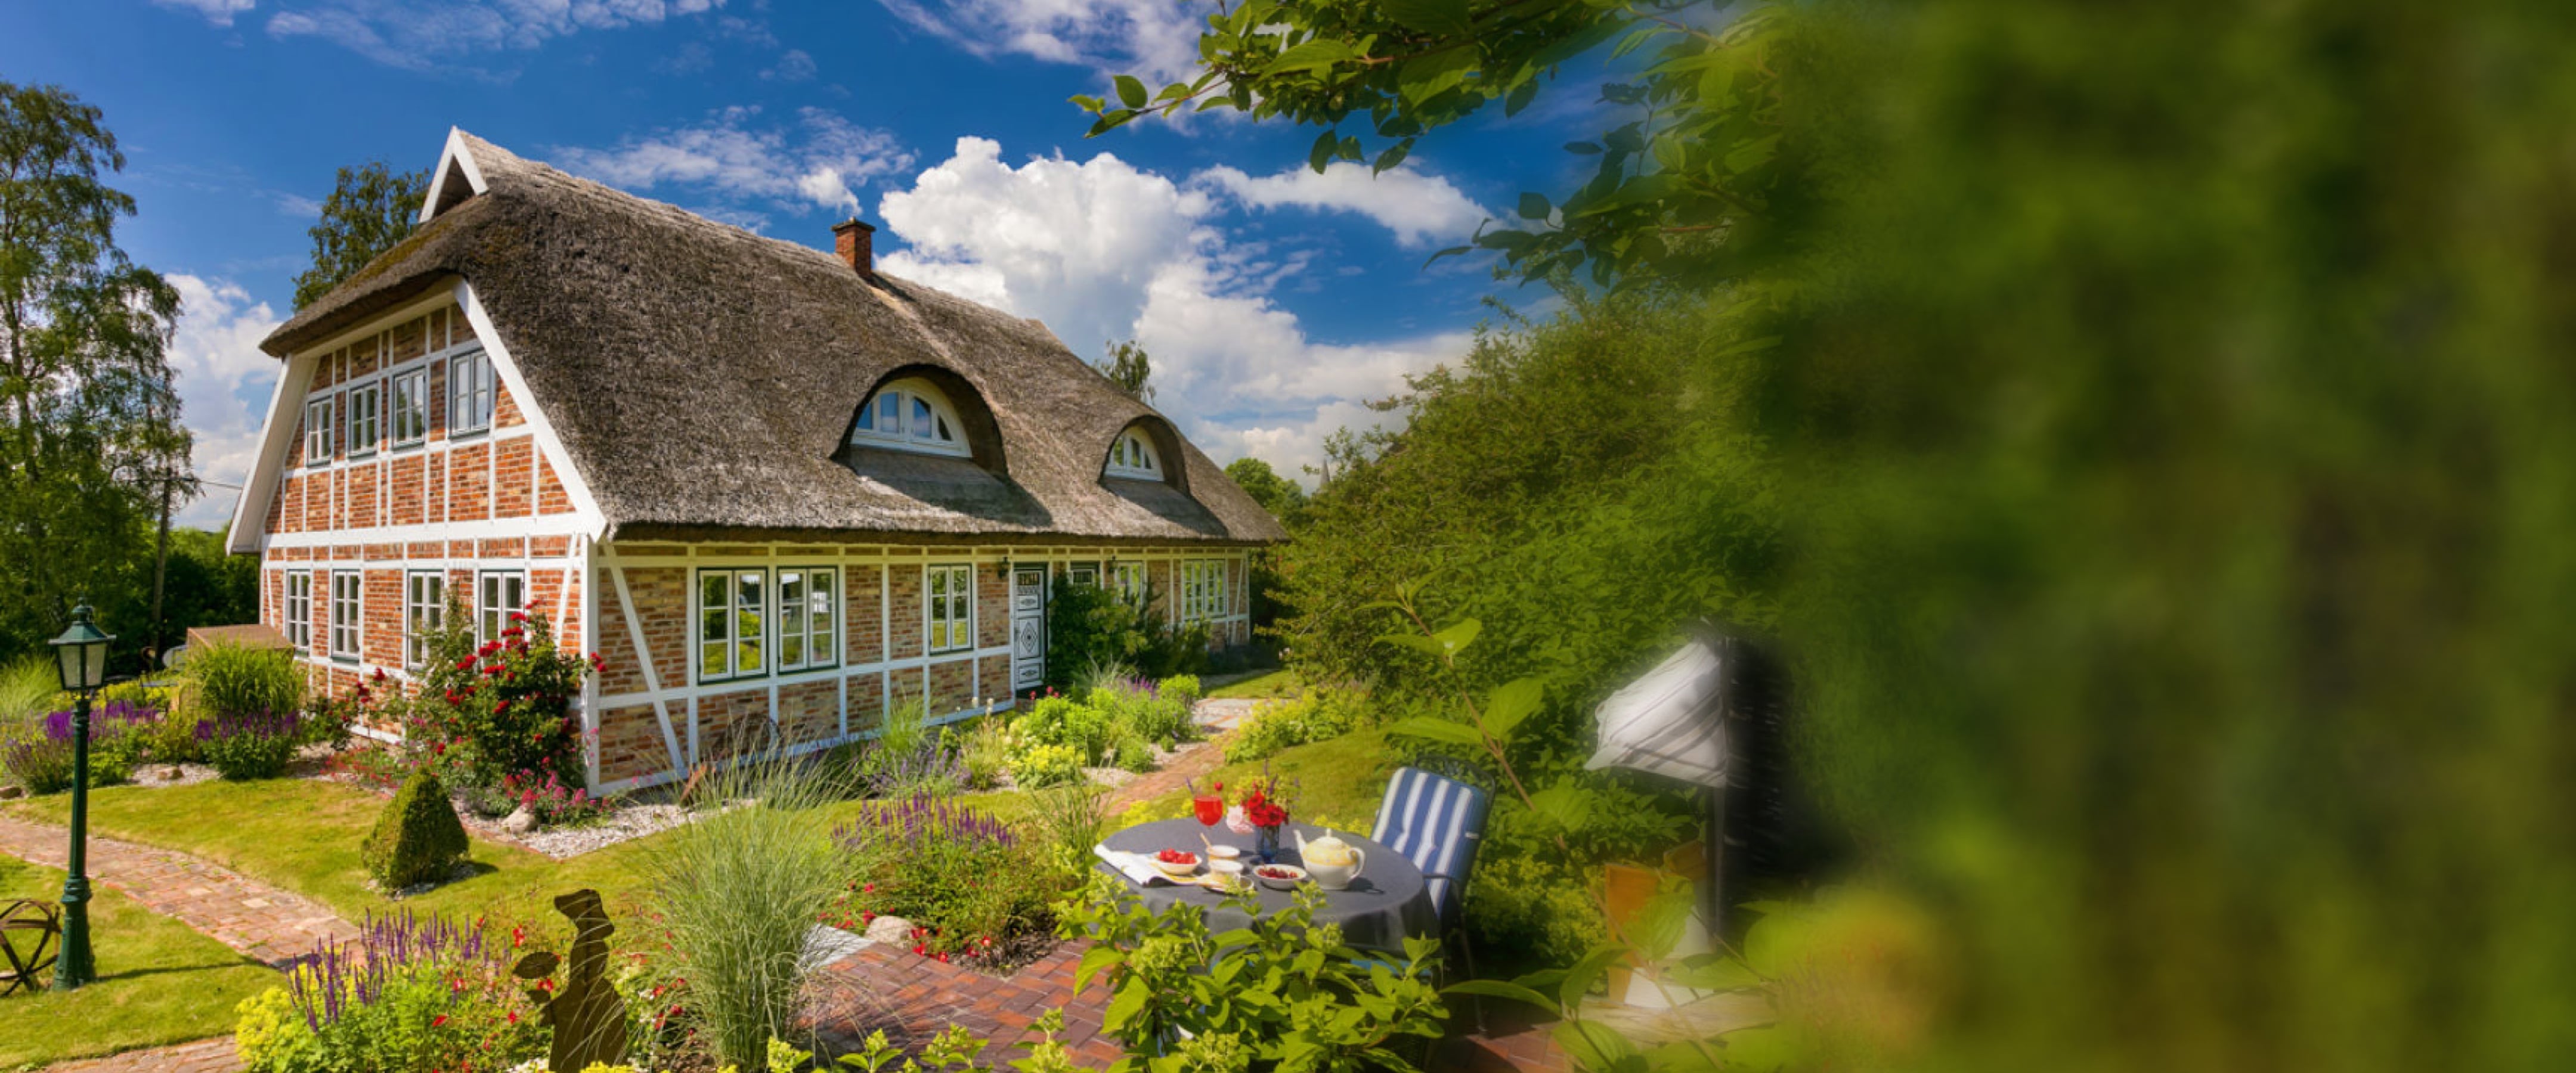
xmin=47 ymin=603 xmax=113 ymax=991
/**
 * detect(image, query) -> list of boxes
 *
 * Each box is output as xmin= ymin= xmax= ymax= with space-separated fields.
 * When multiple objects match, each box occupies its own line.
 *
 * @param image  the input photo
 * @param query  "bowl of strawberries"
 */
xmin=1151 ymin=848 xmax=1201 ymax=877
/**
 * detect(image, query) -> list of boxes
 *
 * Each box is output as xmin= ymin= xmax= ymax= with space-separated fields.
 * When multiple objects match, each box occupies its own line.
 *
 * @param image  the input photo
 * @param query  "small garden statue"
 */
xmin=512 ymin=888 xmax=628 ymax=1070
xmin=0 ymin=900 xmax=60 ymax=997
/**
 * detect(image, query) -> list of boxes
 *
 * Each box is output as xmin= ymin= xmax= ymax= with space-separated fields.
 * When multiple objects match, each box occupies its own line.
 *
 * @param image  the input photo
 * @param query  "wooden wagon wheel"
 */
xmin=0 ymin=899 xmax=61 ymax=997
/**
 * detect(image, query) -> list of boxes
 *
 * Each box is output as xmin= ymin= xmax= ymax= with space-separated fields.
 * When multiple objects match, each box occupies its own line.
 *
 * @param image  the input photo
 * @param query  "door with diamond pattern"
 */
xmin=1011 ymin=565 xmax=1047 ymax=690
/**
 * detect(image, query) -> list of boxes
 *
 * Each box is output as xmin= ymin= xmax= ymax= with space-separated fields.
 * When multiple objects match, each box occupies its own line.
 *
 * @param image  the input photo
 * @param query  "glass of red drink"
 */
xmin=1193 ymin=791 xmax=1225 ymax=827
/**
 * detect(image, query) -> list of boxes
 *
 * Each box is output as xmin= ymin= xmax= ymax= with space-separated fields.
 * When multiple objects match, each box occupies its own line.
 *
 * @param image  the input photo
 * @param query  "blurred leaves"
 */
xmin=1072 ymin=1 xmax=1794 ymax=292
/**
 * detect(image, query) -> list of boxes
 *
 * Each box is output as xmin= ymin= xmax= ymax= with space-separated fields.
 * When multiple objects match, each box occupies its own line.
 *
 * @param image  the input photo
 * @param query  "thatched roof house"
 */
xmin=227 ymin=130 xmax=1281 ymax=790
xmin=251 ymin=131 xmax=1284 ymax=547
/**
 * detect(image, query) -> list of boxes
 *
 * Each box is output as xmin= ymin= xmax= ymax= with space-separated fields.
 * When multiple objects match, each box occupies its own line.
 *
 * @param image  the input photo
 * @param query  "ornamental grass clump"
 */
xmin=197 ymin=709 xmax=305 ymax=780
xmin=634 ymin=752 xmax=844 ymax=1068
xmin=236 ymin=910 xmax=541 ymax=1073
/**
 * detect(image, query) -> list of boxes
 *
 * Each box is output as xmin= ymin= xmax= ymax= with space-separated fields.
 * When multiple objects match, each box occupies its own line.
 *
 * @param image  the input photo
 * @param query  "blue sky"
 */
xmin=2 ymin=0 xmax=1605 ymax=528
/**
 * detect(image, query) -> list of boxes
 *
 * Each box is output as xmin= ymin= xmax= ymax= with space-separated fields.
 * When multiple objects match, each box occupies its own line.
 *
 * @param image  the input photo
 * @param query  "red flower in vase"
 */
xmin=1243 ymin=787 xmax=1289 ymax=828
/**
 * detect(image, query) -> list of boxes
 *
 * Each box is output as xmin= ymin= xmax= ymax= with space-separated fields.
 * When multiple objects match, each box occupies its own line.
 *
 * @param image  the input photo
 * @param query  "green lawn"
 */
xmin=4 ymin=779 xmax=646 ymax=930
xmin=0 ymin=852 xmax=277 ymax=1069
xmin=1126 ymin=728 xmax=1395 ymax=834
xmin=2 ymin=779 xmax=1048 ymax=936
xmin=1206 ymin=669 xmax=1300 ymax=700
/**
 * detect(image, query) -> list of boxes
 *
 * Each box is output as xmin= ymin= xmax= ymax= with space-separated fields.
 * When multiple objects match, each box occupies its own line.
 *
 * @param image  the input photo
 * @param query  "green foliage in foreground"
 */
xmin=1712 ymin=2 xmax=2576 ymax=1067
xmin=0 ymin=852 xmax=274 ymax=1068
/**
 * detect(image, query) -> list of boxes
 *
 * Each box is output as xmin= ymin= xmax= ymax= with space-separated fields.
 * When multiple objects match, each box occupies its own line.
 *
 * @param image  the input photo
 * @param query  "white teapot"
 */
xmin=1295 ymin=829 xmax=1365 ymax=891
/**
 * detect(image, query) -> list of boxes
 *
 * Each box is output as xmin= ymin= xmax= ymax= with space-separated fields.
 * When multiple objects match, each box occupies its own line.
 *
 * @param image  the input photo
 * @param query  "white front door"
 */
xmin=1011 ymin=565 xmax=1048 ymax=690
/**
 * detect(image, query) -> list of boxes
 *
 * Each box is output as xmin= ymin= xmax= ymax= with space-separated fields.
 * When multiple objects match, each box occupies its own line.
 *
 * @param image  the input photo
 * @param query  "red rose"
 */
xmin=494 ymin=701 xmax=509 ymax=714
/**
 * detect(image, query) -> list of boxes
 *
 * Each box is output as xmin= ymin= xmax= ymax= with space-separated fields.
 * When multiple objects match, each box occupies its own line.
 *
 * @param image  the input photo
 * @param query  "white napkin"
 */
xmin=1094 ymin=843 xmax=1175 ymax=886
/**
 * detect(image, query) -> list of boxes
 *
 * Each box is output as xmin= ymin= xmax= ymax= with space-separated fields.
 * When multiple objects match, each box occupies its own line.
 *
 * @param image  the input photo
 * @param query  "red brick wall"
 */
xmin=845 ymin=565 xmax=884 ymax=665
xmin=886 ymin=564 xmax=922 ymax=662
xmin=779 ymin=679 xmax=839 ymax=746
xmin=977 ymin=566 xmax=1009 ymax=650
xmin=696 ymin=687 xmax=771 ymax=762
xmin=597 ymin=704 xmax=664 ymax=786
xmin=845 ymin=671 xmax=886 ymax=735
xmin=929 ymin=658 xmax=974 ymax=715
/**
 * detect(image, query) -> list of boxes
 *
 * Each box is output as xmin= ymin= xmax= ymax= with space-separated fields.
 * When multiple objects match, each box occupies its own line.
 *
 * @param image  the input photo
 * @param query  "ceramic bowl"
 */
xmin=1151 ymin=851 xmax=1201 ymax=877
xmin=1252 ymin=864 xmax=1309 ymax=891
xmin=1206 ymin=845 xmax=1243 ymax=862
xmin=1209 ymin=858 xmax=1247 ymax=877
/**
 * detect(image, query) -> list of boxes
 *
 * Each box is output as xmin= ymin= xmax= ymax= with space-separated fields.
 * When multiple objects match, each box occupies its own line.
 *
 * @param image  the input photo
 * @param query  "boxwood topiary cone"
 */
xmin=363 ymin=768 xmax=470 ymax=890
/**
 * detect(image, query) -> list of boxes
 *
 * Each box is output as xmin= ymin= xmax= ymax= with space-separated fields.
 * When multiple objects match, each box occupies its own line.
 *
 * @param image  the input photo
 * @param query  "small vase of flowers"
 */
xmin=1243 ymin=780 xmax=1291 ymax=863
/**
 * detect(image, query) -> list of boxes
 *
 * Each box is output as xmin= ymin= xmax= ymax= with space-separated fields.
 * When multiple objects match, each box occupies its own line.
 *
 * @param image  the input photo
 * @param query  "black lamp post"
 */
xmin=48 ymin=603 xmax=112 ymax=992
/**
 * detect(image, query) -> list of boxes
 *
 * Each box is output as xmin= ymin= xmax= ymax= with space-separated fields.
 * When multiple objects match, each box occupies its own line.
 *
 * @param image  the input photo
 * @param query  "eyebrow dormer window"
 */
xmin=850 ymin=377 xmax=970 ymax=458
xmin=1105 ymin=429 xmax=1163 ymax=480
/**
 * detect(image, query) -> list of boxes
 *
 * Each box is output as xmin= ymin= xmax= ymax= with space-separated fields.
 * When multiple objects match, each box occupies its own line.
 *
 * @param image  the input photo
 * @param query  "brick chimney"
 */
xmin=832 ymin=218 xmax=877 ymax=278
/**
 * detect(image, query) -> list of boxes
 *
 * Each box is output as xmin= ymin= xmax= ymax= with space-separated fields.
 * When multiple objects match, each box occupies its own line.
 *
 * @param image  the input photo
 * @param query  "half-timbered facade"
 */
xmin=230 ymin=131 xmax=1284 ymax=792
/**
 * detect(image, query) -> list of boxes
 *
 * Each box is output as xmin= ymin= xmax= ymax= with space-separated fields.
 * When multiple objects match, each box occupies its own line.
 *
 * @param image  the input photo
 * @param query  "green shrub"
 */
xmin=363 ymin=768 xmax=470 ymax=889
xmin=1059 ymin=878 xmax=1445 ymax=1065
xmin=1113 ymin=735 xmax=1155 ymax=774
xmin=182 ymin=642 xmax=305 ymax=721
xmin=1007 ymin=742 xmax=1085 ymax=788
xmin=1159 ymin=674 xmax=1203 ymax=709
xmin=837 ymin=793 xmax=1060 ymax=963
xmin=1223 ymin=688 xmax=1368 ymax=763
xmin=1044 ymin=576 xmax=1209 ymax=689
xmin=1011 ymin=694 xmax=1113 ymax=764
xmin=198 ymin=710 xmax=304 ymax=780
xmin=1464 ymin=854 xmax=1609 ymax=969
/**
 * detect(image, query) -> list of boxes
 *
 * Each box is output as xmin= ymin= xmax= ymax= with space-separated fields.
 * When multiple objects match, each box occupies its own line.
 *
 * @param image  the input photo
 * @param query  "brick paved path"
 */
xmin=44 ymin=1037 xmax=239 ymax=1073
xmin=1104 ymin=697 xmax=1261 ymax=811
xmin=807 ymin=941 xmax=1123 ymax=1066
xmin=0 ymin=815 xmax=357 ymax=967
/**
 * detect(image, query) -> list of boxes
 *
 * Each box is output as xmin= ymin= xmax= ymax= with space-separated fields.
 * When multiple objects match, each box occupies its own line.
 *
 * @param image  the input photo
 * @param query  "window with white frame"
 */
xmin=478 ymin=570 xmax=525 ymax=643
xmin=285 ymin=572 xmax=312 ymax=652
xmin=450 ymin=351 xmax=494 ymax=435
xmin=329 ymin=571 xmax=361 ymax=661
xmin=405 ymin=571 xmax=444 ymax=669
xmin=850 ymin=378 xmax=971 ymax=458
xmin=304 ymin=398 xmax=335 ymax=464
xmin=925 ymin=563 xmax=973 ymax=653
xmin=346 ymin=380 xmax=382 ymax=458
xmin=1111 ymin=562 xmax=1147 ymax=606
xmin=390 ymin=368 xmax=429 ymax=448
xmin=1104 ymin=429 xmax=1163 ymax=480
xmin=1181 ymin=560 xmax=1228 ymax=624
xmin=697 ymin=569 xmax=767 ymax=681
xmin=777 ymin=567 xmax=839 ymax=672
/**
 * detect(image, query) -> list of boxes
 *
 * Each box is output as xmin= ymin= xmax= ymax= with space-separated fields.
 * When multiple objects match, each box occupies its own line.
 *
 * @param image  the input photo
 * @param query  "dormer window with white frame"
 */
xmin=850 ymin=377 xmax=970 ymax=458
xmin=1104 ymin=429 xmax=1163 ymax=480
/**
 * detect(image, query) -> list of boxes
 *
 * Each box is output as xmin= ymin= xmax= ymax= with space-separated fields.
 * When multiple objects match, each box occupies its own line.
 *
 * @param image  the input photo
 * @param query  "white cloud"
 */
xmin=1197 ymin=163 xmax=1491 ymax=249
xmin=165 ymin=275 xmax=286 ymax=529
xmin=763 ymin=48 xmax=817 ymax=82
xmin=875 ymin=0 xmax=1204 ymax=82
xmin=154 ymin=0 xmax=256 ymax=27
xmin=264 ymin=0 xmax=725 ymax=70
xmin=878 ymin=138 xmax=1466 ymax=488
xmin=550 ymin=107 xmax=911 ymax=222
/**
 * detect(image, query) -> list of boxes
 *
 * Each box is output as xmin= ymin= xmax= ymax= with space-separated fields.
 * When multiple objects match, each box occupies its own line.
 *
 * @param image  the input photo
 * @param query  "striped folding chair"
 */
xmin=1373 ymin=765 xmax=1493 ymax=924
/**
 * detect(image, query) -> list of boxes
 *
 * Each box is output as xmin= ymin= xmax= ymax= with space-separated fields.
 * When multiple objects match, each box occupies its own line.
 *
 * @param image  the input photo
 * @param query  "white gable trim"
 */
xmin=417 ymin=128 xmax=489 ymax=225
xmin=224 ymin=351 xmax=314 ymax=554
xmin=455 ymin=278 xmax=609 ymax=541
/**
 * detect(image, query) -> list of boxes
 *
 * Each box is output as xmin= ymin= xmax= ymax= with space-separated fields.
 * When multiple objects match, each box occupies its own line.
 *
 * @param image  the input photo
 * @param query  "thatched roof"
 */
xmin=262 ymin=132 xmax=1286 ymax=547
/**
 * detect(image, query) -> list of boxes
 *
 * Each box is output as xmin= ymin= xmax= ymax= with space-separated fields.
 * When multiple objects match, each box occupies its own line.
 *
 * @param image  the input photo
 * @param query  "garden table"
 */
xmin=1097 ymin=818 xmax=1438 ymax=953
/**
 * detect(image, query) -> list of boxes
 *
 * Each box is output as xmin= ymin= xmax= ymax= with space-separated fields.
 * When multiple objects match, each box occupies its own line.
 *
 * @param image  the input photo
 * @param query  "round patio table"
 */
xmin=1097 ymin=818 xmax=1438 ymax=953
